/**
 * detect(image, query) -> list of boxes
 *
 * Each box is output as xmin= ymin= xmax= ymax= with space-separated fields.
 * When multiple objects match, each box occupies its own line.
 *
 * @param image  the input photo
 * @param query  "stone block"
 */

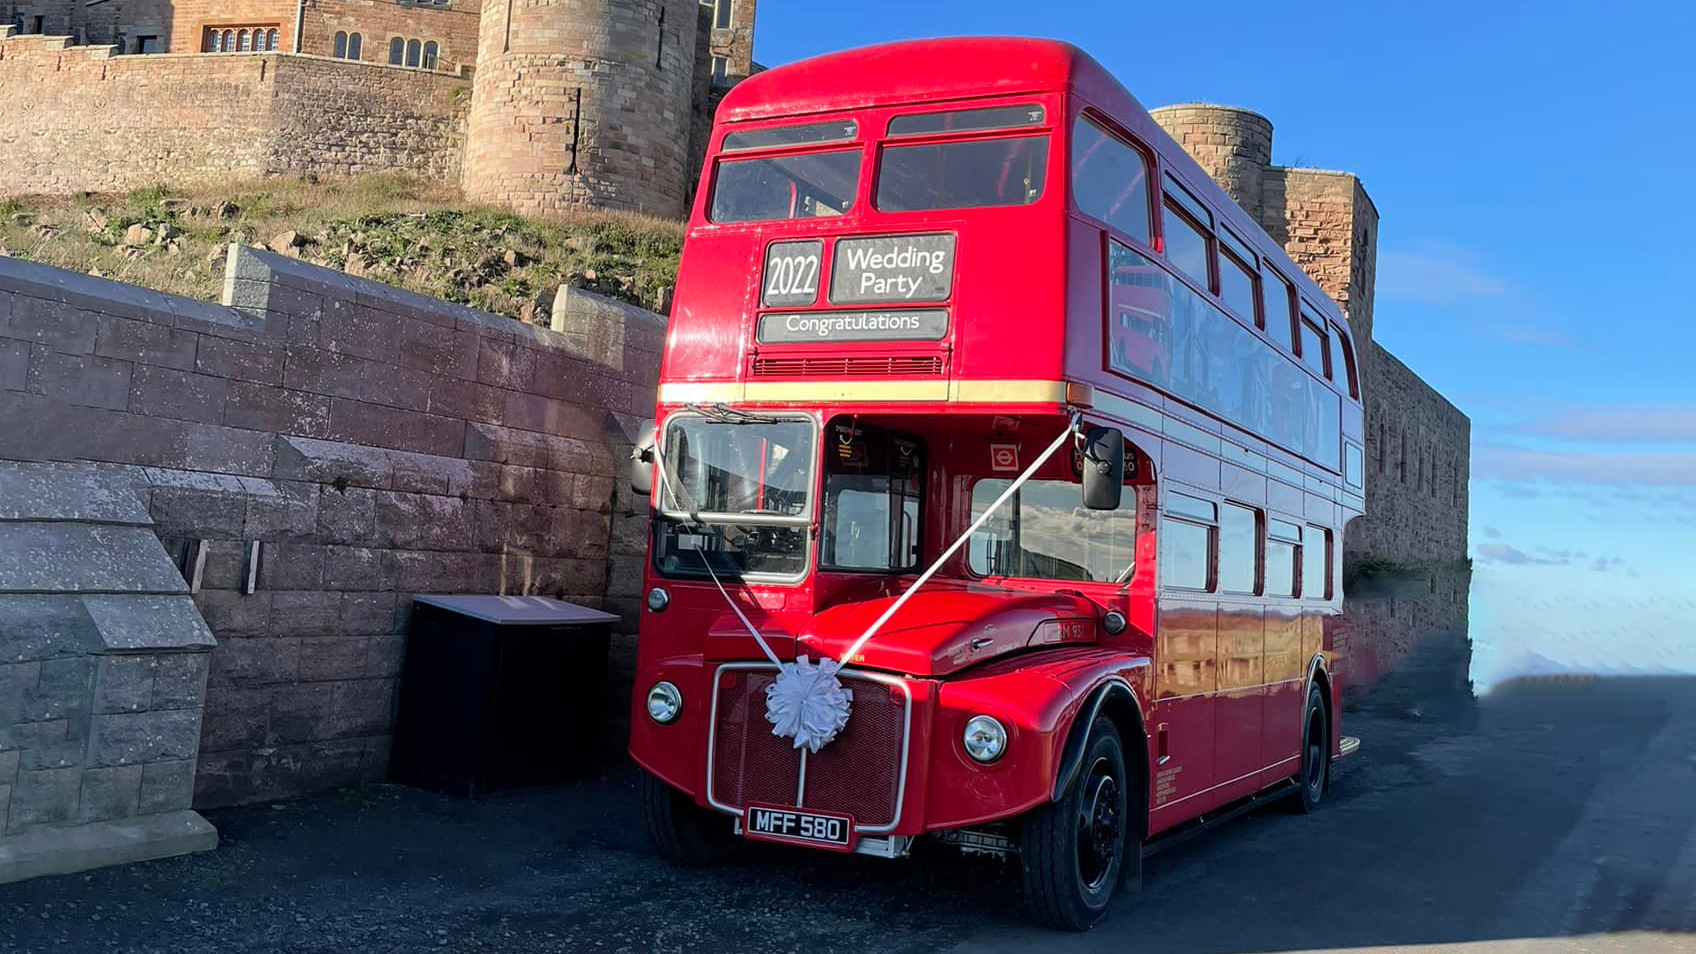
xmin=357 ymin=361 xmax=435 ymax=414
xmin=93 ymin=655 xmax=155 ymax=714
xmin=82 ymin=595 xmax=216 ymax=652
xmin=0 ymin=750 xmax=18 ymax=786
xmin=207 ymin=636 xmax=300 ymax=688
xmin=199 ymin=686 xmax=270 ymax=752
xmin=73 ymin=408 xmax=190 ymax=469
xmin=316 ymin=486 xmax=379 ymax=546
xmin=7 ymin=767 xmax=81 ymax=833
xmin=191 ymin=749 xmax=252 ymax=808
xmin=319 ymin=299 xmax=400 ymax=364
xmin=271 ymin=591 xmax=342 ymax=638
xmin=374 ymin=490 xmax=471 ymax=550
xmin=299 ymin=637 xmax=370 ymax=683
xmin=0 ymin=461 xmax=151 ymax=524
xmin=0 ymin=524 xmax=188 ymax=595
xmin=151 ymin=654 xmax=209 ymax=710
xmin=193 ymin=591 xmax=272 ymax=639
xmin=0 ymin=596 xmax=99 ymax=662
xmin=389 ymin=449 xmax=473 ymax=497
xmin=88 ymin=709 xmax=203 ymax=767
xmin=94 ymin=314 xmax=198 ymax=371
xmin=127 ymin=364 xmax=229 ymax=425
xmin=396 ymin=321 xmax=477 ymax=379
xmin=282 ymin=346 xmax=382 ymax=401
xmin=477 ymin=336 xmax=537 ymax=391
xmin=26 ymin=347 xmax=132 ymax=410
xmin=79 ymin=764 xmax=144 ymax=822
xmin=256 ymin=542 xmax=326 ymax=591
xmin=224 ymin=382 xmax=331 ymax=437
xmin=323 ymin=546 xmax=382 ymax=591
xmin=195 ymin=335 xmax=284 ymax=385
xmin=149 ymin=484 xmax=247 ymax=539
xmin=0 ymin=809 xmax=217 ymax=884
xmin=22 ymin=657 xmax=95 ymax=722
xmin=364 ymin=635 xmax=406 ymax=679
xmin=138 ymin=759 xmax=196 ymax=814
xmin=0 ymin=339 xmax=30 ymax=391
xmin=426 ymin=376 xmax=505 ymax=424
xmin=2 ymin=295 xmax=96 ymax=354
xmin=244 ymin=479 xmax=320 ymax=541
xmin=337 ymin=592 xmax=396 ymax=636
xmin=182 ymin=422 xmax=275 ymax=477
xmin=328 ymin=678 xmax=394 ymax=739
xmin=503 ymin=390 xmax=601 ymax=441
xmin=324 ymin=399 xmax=464 ymax=458
xmin=267 ymin=681 xmax=337 ymax=744
xmin=274 ymin=435 xmax=393 ymax=491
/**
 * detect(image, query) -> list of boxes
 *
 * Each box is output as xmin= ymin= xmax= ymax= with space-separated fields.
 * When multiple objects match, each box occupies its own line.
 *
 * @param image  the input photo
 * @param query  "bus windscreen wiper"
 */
xmin=685 ymin=402 xmax=787 ymax=425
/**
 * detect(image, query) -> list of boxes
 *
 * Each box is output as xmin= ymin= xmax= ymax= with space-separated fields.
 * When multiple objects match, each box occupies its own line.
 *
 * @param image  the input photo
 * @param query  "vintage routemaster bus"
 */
xmin=628 ymin=37 xmax=1365 ymax=930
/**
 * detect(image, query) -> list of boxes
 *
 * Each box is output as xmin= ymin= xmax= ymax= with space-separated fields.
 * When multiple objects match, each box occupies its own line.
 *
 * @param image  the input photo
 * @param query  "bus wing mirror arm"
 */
xmin=1081 ymin=425 xmax=1125 ymax=511
xmin=630 ymin=419 xmax=657 ymax=497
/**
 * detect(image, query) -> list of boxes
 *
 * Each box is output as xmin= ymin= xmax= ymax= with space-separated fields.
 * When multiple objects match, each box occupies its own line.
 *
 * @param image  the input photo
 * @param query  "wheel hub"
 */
xmin=1076 ymin=758 xmax=1122 ymax=891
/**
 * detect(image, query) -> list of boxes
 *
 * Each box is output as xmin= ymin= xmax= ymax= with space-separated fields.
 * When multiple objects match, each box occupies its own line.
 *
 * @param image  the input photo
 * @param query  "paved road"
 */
xmin=2 ymin=677 xmax=1692 ymax=954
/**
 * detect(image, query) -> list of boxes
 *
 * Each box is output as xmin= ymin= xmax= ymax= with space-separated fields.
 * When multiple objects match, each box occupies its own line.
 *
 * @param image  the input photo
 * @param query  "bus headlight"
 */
xmin=646 ymin=681 xmax=683 ymax=724
xmin=646 ymin=587 xmax=670 ymax=612
xmin=963 ymin=715 xmax=1008 ymax=763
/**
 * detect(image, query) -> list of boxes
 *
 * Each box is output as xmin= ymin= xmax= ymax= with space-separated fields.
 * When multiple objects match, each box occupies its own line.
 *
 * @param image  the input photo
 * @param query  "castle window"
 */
xmin=206 ymin=30 xmax=222 ymax=52
xmin=405 ymin=38 xmax=421 ymax=67
xmin=221 ymin=29 xmax=234 ymax=51
xmin=714 ymin=0 xmax=732 ymax=30
xmin=711 ymin=55 xmax=728 ymax=85
xmin=136 ymin=35 xmax=159 ymax=53
xmin=267 ymin=28 xmax=279 ymax=50
xmin=422 ymin=40 xmax=437 ymax=68
xmin=334 ymin=31 xmax=361 ymax=59
xmin=389 ymin=37 xmax=404 ymax=64
xmin=333 ymin=31 xmax=347 ymax=58
xmin=237 ymin=29 xmax=250 ymax=51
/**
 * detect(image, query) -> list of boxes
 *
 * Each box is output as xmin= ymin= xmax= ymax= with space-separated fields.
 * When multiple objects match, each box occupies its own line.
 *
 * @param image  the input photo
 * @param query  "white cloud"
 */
xmin=1378 ymin=240 xmax=1510 ymax=304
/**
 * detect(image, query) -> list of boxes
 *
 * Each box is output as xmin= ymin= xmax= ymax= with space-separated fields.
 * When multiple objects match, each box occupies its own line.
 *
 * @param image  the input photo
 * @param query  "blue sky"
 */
xmin=753 ymin=1 xmax=1696 ymax=687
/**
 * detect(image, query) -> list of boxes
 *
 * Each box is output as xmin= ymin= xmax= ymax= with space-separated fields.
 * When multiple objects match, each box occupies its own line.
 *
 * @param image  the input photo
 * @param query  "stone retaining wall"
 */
xmin=0 ymin=246 xmax=659 ymax=807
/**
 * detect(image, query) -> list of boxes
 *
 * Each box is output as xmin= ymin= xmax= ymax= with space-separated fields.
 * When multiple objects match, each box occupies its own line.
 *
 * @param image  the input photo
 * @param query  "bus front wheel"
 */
xmin=1289 ymin=683 xmax=1330 ymax=814
xmin=1019 ymin=717 xmax=1131 ymax=931
xmin=639 ymin=769 xmax=735 ymax=865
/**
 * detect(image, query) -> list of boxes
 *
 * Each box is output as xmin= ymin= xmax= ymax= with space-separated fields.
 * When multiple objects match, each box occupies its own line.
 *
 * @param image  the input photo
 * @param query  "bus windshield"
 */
xmin=653 ymin=415 xmax=816 ymax=579
xmin=820 ymin=419 xmax=924 ymax=572
xmin=876 ymin=135 xmax=1050 ymax=211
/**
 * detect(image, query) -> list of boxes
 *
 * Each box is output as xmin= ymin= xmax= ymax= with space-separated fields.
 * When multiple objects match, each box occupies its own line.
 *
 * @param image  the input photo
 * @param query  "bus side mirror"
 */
xmin=630 ymin=419 xmax=657 ymax=498
xmin=1080 ymin=426 xmax=1125 ymax=511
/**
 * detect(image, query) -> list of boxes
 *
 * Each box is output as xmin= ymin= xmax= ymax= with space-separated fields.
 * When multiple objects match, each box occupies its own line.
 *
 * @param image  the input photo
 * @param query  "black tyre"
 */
xmin=640 ymin=770 xmax=735 ymax=865
xmin=1289 ymin=683 xmax=1330 ymax=813
xmin=1020 ymin=717 xmax=1134 ymax=931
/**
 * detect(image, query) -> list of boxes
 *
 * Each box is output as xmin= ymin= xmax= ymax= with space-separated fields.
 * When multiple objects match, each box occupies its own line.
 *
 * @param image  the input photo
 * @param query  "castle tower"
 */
xmin=463 ymin=0 xmax=700 ymax=219
xmin=1148 ymin=104 xmax=1273 ymax=223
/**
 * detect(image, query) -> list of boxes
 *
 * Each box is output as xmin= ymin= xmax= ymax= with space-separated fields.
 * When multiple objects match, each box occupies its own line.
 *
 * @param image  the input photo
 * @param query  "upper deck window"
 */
xmin=722 ymin=119 xmax=858 ymax=152
xmin=887 ymin=103 xmax=1046 ymax=137
xmin=1219 ymin=247 xmax=1257 ymax=324
xmin=1298 ymin=311 xmax=1331 ymax=379
xmin=1071 ymin=114 xmax=1151 ymax=243
xmin=710 ymin=149 xmax=860 ymax=223
xmin=1263 ymin=268 xmax=1295 ymax=343
xmin=875 ymin=136 xmax=1049 ymax=212
xmin=1162 ymin=205 xmax=1212 ymax=290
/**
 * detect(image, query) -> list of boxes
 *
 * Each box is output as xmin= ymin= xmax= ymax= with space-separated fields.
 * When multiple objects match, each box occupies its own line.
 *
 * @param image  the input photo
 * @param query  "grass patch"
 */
xmin=0 ymin=175 xmax=685 ymax=321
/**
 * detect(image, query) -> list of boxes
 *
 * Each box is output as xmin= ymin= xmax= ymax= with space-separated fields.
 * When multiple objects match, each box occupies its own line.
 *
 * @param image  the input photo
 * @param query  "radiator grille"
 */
xmin=708 ymin=666 xmax=908 ymax=831
xmin=751 ymin=354 xmax=946 ymax=378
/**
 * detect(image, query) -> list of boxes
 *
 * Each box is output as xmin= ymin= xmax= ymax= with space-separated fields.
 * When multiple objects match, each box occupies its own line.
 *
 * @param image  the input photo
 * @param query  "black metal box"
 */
xmin=389 ymin=595 xmax=619 ymax=798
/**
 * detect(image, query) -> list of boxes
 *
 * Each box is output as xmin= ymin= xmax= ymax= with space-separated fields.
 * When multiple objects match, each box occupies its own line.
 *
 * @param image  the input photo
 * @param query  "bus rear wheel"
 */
xmin=1289 ymin=683 xmax=1330 ymax=814
xmin=639 ymin=769 xmax=735 ymax=865
xmin=1019 ymin=717 xmax=1131 ymax=931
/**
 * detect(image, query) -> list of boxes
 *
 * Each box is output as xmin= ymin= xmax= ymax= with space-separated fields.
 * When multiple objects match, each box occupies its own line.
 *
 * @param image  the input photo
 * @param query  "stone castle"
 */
xmin=0 ymin=0 xmax=758 ymax=217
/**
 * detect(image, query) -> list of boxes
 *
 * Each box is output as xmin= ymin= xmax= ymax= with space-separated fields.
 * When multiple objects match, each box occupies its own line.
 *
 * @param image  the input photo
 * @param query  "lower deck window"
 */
xmin=967 ymin=478 xmax=1138 ymax=583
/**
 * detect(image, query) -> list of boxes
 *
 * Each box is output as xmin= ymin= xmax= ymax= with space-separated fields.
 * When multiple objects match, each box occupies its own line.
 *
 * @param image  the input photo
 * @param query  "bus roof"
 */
xmin=718 ymin=37 xmax=1140 ymax=123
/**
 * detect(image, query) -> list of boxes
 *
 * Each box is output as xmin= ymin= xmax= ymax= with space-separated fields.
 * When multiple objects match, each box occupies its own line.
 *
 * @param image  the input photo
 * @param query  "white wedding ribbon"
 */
xmin=646 ymin=414 xmax=1079 ymax=753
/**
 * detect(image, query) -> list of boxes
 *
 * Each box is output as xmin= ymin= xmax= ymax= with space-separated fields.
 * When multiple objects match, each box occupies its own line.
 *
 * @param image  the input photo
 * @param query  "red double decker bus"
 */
xmin=629 ymin=37 xmax=1365 ymax=929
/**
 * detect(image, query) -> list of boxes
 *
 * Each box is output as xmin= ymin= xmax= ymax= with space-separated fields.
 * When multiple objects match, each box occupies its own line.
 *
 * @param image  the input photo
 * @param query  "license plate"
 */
xmin=742 ymin=804 xmax=856 ymax=852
